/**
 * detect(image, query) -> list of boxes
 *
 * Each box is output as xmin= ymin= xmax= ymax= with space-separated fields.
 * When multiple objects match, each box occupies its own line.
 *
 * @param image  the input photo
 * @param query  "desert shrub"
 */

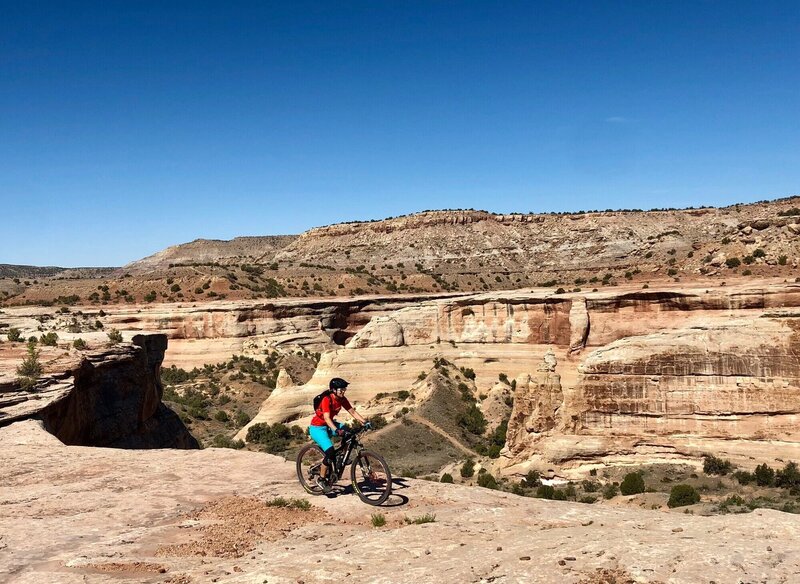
xmin=667 ymin=268 xmax=678 ymax=276
xmin=778 ymin=255 xmax=788 ymax=265
xmin=733 ymin=470 xmax=754 ymax=485
xmin=581 ymin=480 xmax=600 ymax=492
xmin=144 ymin=291 xmax=157 ymax=302
xmin=555 ymin=287 xmax=566 ymax=294
xmin=725 ymin=257 xmax=741 ymax=268
xmin=498 ymin=372 xmax=508 ymax=383
xmin=367 ymin=414 xmax=388 ymax=430
xmin=16 ymin=342 xmax=43 ymax=386
xmin=107 ymin=329 xmax=123 ymax=344
xmin=754 ymin=463 xmax=775 ymax=486
xmin=39 ymin=332 xmax=58 ymax=346
xmin=620 ymin=472 xmax=646 ymax=495
xmin=752 ymin=248 xmax=766 ymax=258
xmin=460 ymin=367 xmax=476 ymax=380
xmin=371 ymin=513 xmax=386 ymax=527
xmin=170 ymin=283 xmax=181 ymax=292
xmin=458 ymin=404 xmax=487 ymax=435
xmin=235 ymin=410 xmax=251 ymax=428
xmin=524 ymin=470 xmax=541 ymax=487
xmin=211 ymin=434 xmax=244 ymax=449
xmin=667 ymin=484 xmax=700 ymax=508
xmin=214 ymin=410 xmax=229 ymax=423
xmin=266 ymin=497 xmax=311 ymax=510
xmin=703 ymin=455 xmax=734 ymax=476
xmin=775 ymin=461 xmax=800 ymax=492
xmin=477 ymin=472 xmax=498 ymax=489
xmin=564 ymin=483 xmax=577 ymax=499
xmin=397 ymin=390 xmax=410 ymax=400
xmin=602 ymin=483 xmax=619 ymax=499
xmin=743 ymin=255 xmax=755 ymax=264
xmin=460 ymin=459 xmax=475 ymax=478
xmin=246 ymin=422 xmax=292 ymax=453
xmin=72 ymin=338 xmax=87 ymax=350
xmin=721 ymin=237 xmax=731 ymax=244
xmin=579 ymin=495 xmax=597 ymax=504
xmin=440 ymin=473 xmax=454 ymax=484
xmin=7 ymin=327 xmax=22 ymax=342
xmin=404 ymin=513 xmax=436 ymax=525
xmin=536 ymin=485 xmax=556 ymax=499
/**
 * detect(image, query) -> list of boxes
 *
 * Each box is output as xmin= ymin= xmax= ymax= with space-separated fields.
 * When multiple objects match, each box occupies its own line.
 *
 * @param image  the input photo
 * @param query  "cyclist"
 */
xmin=309 ymin=377 xmax=371 ymax=492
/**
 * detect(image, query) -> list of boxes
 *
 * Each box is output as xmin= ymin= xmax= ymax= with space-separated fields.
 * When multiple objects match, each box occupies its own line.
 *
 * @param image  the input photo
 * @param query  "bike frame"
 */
xmin=329 ymin=431 xmax=364 ymax=479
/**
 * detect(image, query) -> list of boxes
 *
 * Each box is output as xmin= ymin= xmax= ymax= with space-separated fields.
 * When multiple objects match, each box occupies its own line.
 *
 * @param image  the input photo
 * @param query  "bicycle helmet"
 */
xmin=329 ymin=377 xmax=349 ymax=391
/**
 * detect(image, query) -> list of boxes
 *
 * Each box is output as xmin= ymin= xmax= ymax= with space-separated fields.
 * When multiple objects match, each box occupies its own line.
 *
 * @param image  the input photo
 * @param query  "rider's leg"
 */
xmin=308 ymin=425 xmax=335 ymax=479
xmin=320 ymin=446 xmax=336 ymax=479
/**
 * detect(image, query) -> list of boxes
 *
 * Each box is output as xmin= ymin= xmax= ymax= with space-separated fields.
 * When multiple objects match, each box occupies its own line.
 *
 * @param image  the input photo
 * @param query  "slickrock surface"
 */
xmin=2 ymin=420 xmax=799 ymax=584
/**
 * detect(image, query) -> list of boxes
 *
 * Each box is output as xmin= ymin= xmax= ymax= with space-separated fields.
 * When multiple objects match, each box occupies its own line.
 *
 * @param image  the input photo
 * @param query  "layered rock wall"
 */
xmin=0 ymin=334 xmax=198 ymax=449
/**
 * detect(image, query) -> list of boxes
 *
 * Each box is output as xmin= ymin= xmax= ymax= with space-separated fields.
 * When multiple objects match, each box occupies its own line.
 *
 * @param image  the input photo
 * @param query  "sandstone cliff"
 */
xmin=0 ymin=334 xmax=198 ymax=449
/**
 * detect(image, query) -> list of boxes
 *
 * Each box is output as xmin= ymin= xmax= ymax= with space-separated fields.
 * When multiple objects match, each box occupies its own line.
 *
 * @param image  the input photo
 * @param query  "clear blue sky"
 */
xmin=2 ymin=1 xmax=799 ymax=266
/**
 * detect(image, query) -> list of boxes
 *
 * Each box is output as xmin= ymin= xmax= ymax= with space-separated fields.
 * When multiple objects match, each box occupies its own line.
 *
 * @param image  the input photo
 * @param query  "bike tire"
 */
xmin=350 ymin=449 xmax=392 ymax=506
xmin=296 ymin=443 xmax=326 ymax=495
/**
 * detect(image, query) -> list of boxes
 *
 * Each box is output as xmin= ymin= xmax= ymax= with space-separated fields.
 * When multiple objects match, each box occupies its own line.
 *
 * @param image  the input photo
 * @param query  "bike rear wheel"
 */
xmin=350 ymin=449 xmax=392 ymax=506
xmin=296 ymin=443 xmax=326 ymax=495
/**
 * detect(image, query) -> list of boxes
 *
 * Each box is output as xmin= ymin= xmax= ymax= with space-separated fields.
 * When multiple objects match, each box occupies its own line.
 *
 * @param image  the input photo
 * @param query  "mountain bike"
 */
xmin=296 ymin=426 xmax=392 ymax=506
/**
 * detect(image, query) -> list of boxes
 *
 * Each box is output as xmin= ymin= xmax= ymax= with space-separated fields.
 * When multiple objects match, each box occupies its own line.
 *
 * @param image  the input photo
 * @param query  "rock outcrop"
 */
xmin=0 ymin=334 xmax=198 ymax=449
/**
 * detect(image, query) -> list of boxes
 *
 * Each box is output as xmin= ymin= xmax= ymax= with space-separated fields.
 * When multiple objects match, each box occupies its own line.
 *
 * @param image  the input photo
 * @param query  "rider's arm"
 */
xmin=346 ymin=407 xmax=366 ymax=425
xmin=323 ymin=411 xmax=338 ymax=432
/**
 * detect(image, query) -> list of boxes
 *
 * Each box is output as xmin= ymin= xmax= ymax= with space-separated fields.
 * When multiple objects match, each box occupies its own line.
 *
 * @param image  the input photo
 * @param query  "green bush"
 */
xmin=703 ymin=455 xmax=734 ymax=476
xmin=536 ymin=485 xmax=555 ymax=499
xmin=170 ymin=283 xmax=181 ymax=292
xmin=602 ymin=483 xmax=619 ymax=499
xmin=725 ymin=257 xmax=741 ymax=268
xmin=214 ymin=410 xmax=229 ymax=423
xmin=235 ymin=410 xmax=251 ymax=428
xmin=752 ymin=248 xmax=766 ymax=258
xmin=440 ymin=473 xmax=454 ymax=484
xmin=246 ymin=422 xmax=293 ymax=453
xmin=458 ymin=404 xmax=487 ymax=435
xmin=72 ymin=338 xmax=87 ymax=350
xmin=581 ymin=479 xmax=600 ymax=492
xmin=404 ymin=513 xmax=436 ymax=525
xmin=460 ymin=459 xmax=475 ymax=478
xmin=265 ymin=497 xmax=311 ymax=510
xmin=754 ymin=463 xmax=775 ymax=486
xmin=778 ymin=255 xmax=788 ymax=266
xmin=107 ymin=329 xmax=123 ymax=344
xmin=524 ymin=470 xmax=541 ymax=487
xmin=667 ymin=484 xmax=700 ymax=508
xmin=7 ymin=328 xmax=22 ymax=342
xmin=477 ymin=472 xmax=498 ymax=489
xmin=733 ymin=470 xmax=754 ymax=485
xmin=39 ymin=332 xmax=58 ymax=346
xmin=371 ymin=513 xmax=386 ymax=527
xmin=16 ymin=343 xmax=43 ymax=384
xmin=619 ymin=472 xmax=646 ymax=495
xmin=776 ymin=461 xmax=800 ymax=491
xmin=211 ymin=434 xmax=244 ymax=449
xmin=367 ymin=414 xmax=388 ymax=430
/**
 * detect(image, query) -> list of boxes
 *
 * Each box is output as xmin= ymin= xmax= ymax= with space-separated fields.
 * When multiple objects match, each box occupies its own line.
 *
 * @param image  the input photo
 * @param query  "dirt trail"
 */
xmin=408 ymin=414 xmax=478 ymax=456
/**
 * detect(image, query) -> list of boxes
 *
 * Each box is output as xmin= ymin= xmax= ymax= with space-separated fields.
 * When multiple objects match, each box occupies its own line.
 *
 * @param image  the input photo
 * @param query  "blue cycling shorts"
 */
xmin=308 ymin=421 xmax=344 ymax=451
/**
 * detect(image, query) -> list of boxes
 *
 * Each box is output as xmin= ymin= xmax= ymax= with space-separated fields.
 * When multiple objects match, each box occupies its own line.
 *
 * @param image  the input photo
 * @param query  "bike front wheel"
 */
xmin=296 ymin=443 xmax=326 ymax=495
xmin=350 ymin=449 xmax=392 ymax=506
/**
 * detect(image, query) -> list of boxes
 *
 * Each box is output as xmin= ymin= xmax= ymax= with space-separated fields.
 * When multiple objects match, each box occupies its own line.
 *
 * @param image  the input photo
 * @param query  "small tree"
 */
xmin=703 ymin=455 xmax=733 ymax=476
xmin=440 ymin=473 xmax=454 ymax=484
xmin=619 ymin=472 xmax=646 ymax=495
xmin=477 ymin=472 xmax=498 ymax=489
xmin=16 ymin=343 xmax=43 ymax=389
xmin=7 ymin=327 xmax=22 ymax=342
xmin=73 ymin=338 xmax=87 ymax=350
xmin=667 ymin=484 xmax=700 ymax=508
xmin=754 ymin=463 xmax=775 ymax=487
xmin=460 ymin=459 xmax=475 ymax=478
xmin=107 ymin=329 xmax=123 ymax=345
